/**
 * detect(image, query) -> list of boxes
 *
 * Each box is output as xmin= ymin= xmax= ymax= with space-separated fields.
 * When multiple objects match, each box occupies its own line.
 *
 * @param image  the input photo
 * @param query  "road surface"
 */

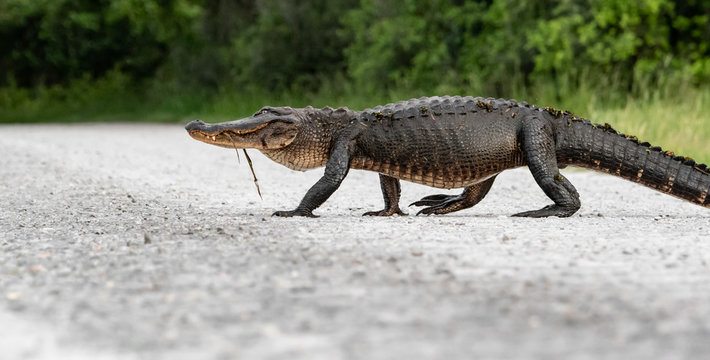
xmin=1 ymin=123 xmax=709 ymax=359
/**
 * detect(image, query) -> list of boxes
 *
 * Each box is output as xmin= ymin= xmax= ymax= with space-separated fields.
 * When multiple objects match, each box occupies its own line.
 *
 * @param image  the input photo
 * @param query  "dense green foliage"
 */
xmin=2 ymin=0 xmax=708 ymax=94
xmin=0 ymin=0 xmax=201 ymax=87
xmin=344 ymin=0 xmax=710 ymax=96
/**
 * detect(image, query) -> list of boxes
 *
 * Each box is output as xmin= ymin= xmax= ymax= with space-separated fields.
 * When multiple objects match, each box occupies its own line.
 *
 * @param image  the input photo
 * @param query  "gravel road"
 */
xmin=1 ymin=123 xmax=709 ymax=360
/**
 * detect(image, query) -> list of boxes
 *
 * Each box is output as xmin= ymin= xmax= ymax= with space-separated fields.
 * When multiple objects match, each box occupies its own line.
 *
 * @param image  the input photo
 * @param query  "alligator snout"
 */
xmin=185 ymin=120 xmax=206 ymax=131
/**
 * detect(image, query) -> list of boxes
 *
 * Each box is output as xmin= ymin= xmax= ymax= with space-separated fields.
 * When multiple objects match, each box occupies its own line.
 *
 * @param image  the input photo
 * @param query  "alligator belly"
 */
xmin=350 ymin=157 xmax=506 ymax=189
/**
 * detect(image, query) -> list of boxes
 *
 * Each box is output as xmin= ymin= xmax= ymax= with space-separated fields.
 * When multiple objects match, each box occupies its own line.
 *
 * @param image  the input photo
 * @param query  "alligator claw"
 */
xmin=512 ymin=204 xmax=576 ymax=218
xmin=411 ymin=194 xmax=465 ymax=215
xmin=363 ymin=208 xmax=407 ymax=216
xmin=416 ymin=208 xmax=435 ymax=216
xmin=408 ymin=194 xmax=452 ymax=207
xmin=409 ymin=199 xmax=441 ymax=207
xmin=415 ymin=202 xmax=455 ymax=216
xmin=272 ymin=209 xmax=318 ymax=218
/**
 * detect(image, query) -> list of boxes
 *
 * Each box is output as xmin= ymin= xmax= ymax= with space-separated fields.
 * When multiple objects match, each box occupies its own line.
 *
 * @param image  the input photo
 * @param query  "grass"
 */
xmin=1 ymin=77 xmax=708 ymax=163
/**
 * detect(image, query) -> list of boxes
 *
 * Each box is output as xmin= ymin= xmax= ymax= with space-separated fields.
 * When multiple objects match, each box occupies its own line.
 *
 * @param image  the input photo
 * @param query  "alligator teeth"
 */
xmin=211 ymin=136 xmax=216 ymax=141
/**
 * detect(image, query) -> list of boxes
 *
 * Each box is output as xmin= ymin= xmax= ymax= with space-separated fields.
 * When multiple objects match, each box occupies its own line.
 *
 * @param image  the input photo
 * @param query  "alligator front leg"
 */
xmin=410 ymin=175 xmax=497 ymax=215
xmin=363 ymin=174 xmax=406 ymax=216
xmin=273 ymin=141 xmax=352 ymax=217
xmin=512 ymin=115 xmax=580 ymax=217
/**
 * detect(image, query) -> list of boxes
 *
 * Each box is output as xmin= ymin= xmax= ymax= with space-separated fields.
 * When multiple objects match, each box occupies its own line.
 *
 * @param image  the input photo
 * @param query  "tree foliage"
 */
xmin=0 ymin=0 xmax=200 ymax=87
xmin=343 ymin=0 xmax=710 ymax=95
xmin=1 ymin=0 xmax=708 ymax=95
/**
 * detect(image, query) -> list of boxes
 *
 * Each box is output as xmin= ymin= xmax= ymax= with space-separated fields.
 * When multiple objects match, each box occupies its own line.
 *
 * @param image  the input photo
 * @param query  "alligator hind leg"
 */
xmin=513 ymin=116 xmax=580 ymax=217
xmin=410 ymin=176 xmax=497 ymax=215
xmin=363 ymin=174 xmax=406 ymax=216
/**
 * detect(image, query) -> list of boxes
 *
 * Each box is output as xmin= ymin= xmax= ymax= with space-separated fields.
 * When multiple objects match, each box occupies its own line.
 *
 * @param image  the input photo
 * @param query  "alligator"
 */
xmin=185 ymin=96 xmax=710 ymax=217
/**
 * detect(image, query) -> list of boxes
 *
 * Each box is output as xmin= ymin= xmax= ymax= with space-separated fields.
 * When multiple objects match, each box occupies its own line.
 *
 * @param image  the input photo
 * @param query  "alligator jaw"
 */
xmin=185 ymin=117 xmax=298 ymax=149
xmin=185 ymin=119 xmax=267 ymax=149
xmin=186 ymin=128 xmax=236 ymax=149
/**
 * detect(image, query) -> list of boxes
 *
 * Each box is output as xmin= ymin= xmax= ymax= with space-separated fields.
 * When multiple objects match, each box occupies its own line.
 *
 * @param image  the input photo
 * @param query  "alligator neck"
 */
xmin=260 ymin=106 xmax=359 ymax=171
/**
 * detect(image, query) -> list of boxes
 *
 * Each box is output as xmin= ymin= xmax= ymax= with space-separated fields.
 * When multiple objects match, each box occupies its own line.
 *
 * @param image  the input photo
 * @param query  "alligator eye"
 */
xmin=255 ymin=109 xmax=269 ymax=116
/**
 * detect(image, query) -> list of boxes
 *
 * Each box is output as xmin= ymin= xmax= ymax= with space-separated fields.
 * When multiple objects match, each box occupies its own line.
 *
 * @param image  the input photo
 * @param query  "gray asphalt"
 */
xmin=1 ymin=123 xmax=709 ymax=360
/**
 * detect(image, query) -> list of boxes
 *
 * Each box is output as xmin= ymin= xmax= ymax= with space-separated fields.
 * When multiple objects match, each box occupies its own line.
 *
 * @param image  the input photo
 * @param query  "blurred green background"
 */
xmin=0 ymin=0 xmax=708 ymax=159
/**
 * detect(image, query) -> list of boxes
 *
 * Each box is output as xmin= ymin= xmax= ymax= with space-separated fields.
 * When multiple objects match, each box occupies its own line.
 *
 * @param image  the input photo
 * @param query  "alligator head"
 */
xmin=186 ymin=105 xmax=356 ymax=171
xmin=185 ymin=106 xmax=301 ymax=150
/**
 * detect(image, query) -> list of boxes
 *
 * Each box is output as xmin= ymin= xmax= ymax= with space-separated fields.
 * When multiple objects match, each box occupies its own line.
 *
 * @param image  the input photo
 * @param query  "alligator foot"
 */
xmin=363 ymin=208 xmax=406 ymax=216
xmin=410 ymin=194 xmax=466 ymax=215
xmin=512 ymin=204 xmax=578 ymax=218
xmin=368 ymin=174 xmax=406 ymax=216
xmin=272 ymin=209 xmax=319 ymax=218
xmin=409 ymin=177 xmax=497 ymax=216
xmin=409 ymin=194 xmax=452 ymax=207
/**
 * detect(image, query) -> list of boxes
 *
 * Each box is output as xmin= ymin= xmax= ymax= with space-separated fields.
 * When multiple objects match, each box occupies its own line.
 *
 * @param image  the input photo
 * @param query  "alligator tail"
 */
xmin=555 ymin=118 xmax=710 ymax=208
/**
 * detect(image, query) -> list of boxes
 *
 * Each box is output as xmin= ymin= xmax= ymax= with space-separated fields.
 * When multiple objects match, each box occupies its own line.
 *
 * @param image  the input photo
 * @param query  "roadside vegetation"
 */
xmin=1 ymin=0 xmax=708 ymax=160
